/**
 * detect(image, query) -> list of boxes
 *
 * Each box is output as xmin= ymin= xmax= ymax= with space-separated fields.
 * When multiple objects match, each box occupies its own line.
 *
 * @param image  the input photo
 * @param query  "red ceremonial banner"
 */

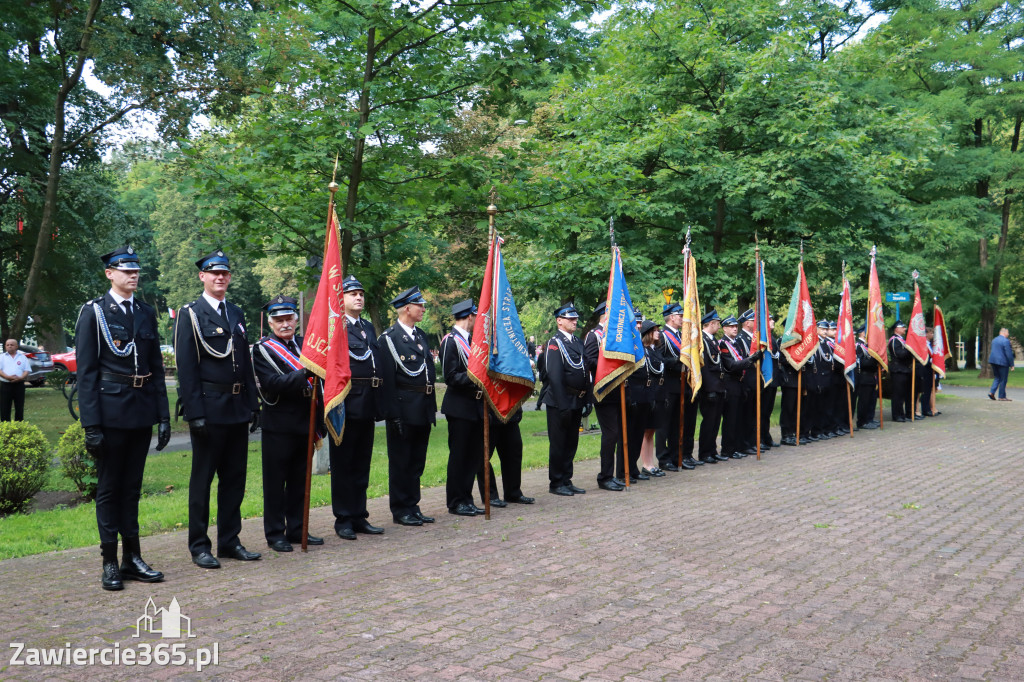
xmin=866 ymin=252 xmax=889 ymax=371
xmin=300 ymin=207 xmax=351 ymax=445
xmin=905 ymin=281 xmax=930 ymax=365
xmin=932 ymin=302 xmax=953 ymax=378
xmin=780 ymin=262 xmax=817 ymax=370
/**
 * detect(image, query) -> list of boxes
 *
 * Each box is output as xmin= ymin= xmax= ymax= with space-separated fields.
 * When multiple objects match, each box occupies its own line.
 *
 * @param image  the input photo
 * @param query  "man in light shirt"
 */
xmin=0 ymin=338 xmax=30 ymax=422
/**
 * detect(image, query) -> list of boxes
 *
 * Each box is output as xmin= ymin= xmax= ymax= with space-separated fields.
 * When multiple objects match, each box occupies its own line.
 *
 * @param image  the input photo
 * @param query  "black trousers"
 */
xmin=807 ymin=388 xmax=829 ymax=436
xmin=657 ymin=389 xmax=698 ymax=464
xmin=740 ymin=385 xmax=757 ymax=451
xmin=446 ymin=416 xmax=483 ymax=509
xmin=856 ymin=383 xmax=877 ymax=425
xmin=547 ymin=407 xmax=582 ymax=488
xmin=698 ymin=391 xmax=724 ymax=459
xmin=95 ymin=426 xmax=152 ymax=544
xmin=594 ymin=399 xmax=621 ymax=483
xmin=385 ymin=421 xmax=431 ymax=517
xmin=917 ymin=370 xmax=934 ymax=415
xmin=833 ymin=381 xmax=851 ymax=431
xmin=780 ymin=386 xmax=798 ymax=439
xmin=0 ymin=381 xmax=26 ymax=421
xmin=477 ymin=418 xmax=525 ymax=501
xmin=761 ymin=385 xmax=778 ymax=444
xmin=329 ymin=417 xmax=375 ymax=530
xmin=617 ymin=402 xmax=646 ymax=480
xmin=891 ymin=373 xmax=911 ymax=421
xmin=261 ymin=430 xmax=307 ymax=543
xmin=188 ymin=422 xmax=249 ymax=555
xmin=720 ymin=383 xmax=743 ymax=456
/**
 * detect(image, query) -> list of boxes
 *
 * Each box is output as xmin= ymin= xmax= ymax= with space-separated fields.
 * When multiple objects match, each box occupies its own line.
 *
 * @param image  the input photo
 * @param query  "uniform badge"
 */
xmin=216 ymin=327 xmax=224 ymax=334
xmin=400 ymin=355 xmax=406 ymax=361
xmin=417 ymin=344 xmax=423 ymax=351
xmin=114 ymin=340 xmax=121 ymax=348
xmin=410 ymin=354 xmax=416 ymax=360
xmin=109 ymin=303 xmax=118 ymax=312
xmin=126 ymin=245 xmax=134 ymax=254
xmin=361 ymin=330 xmax=367 ymax=338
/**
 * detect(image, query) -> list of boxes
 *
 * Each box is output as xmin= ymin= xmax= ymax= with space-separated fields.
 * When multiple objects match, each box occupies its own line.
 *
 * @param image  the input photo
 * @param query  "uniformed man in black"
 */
xmin=777 ymin=330 xmax=802 ymax=446
xmin=698 ymin=310 xmax=726 ymax=463
xmin=760 ymin=313 xmax=780 ymax=448
xmin=543 ymin=302 xmax=588 ymax=496
xmin=915 ymin=331 xmax=934 ymax=418
xmin=175 ymin=249 xmax=260 ymax=569
xmin=802 ymin=320 xmax=831 ymax=441
xmin=251 ymin=295 xmax=324 ymax=553
xmin=478 ymin=403 xmax=535 ymax=506
xmin=583 ymin=301 xmax=623 ymax=491
xmin=736 ymin=309 xmax=760 ymax=455
xmin=379 ymin=286 xmax=437 ymax=526
xmin=657 ymin=303 xmax=698 ymax=470
xmin=827 ymin=321 xmax=851 ymax=436
xmin=854 ymin=324 xmax=880 ymax=429
xmin=330 ymin=275 xmax=385 ymax=540
xmin=76 ymin=246 xmax=171 ymax=591
xmin=888 ymin=321 xmax=912 ymax=422
xmin=720 ymin=315 xmax=760 ymax=459
xmin=441 ymin=299 xmax=486 ymax=517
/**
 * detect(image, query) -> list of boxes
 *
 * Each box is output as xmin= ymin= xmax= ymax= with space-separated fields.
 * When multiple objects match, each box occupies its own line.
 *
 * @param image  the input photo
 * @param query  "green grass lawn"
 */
xmin=940 ymin=367 xmax=1024 ymax=389
xmin=3 ymin=387 xmax=942 ymax=560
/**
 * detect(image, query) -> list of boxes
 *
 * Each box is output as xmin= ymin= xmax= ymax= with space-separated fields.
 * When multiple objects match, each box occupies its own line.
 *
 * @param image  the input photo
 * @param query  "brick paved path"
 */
xmin=3 ymin=387 xmax=1023 ymax=680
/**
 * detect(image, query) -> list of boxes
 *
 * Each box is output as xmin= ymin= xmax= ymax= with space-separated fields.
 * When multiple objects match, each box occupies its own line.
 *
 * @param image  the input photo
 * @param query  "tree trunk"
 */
xmin=341 ymin=27 xmax=377 ymax=277
xmin=10 ymin=0 xmax=101 ymax=340
xmin=964 ymin=333 xmax=977 ymax=371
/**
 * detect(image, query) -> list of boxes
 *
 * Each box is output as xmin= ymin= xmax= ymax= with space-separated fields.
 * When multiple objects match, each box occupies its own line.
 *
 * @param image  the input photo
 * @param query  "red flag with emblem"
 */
xmin=780 ymin=261 xmax=817 ymax=370
xmin=866 ymin=250 xmax=889 ymax=371
xmin=905 ymin=281 xmax=929 ymax=365
xmin=931 ymin=302 xmax=952 ymax=378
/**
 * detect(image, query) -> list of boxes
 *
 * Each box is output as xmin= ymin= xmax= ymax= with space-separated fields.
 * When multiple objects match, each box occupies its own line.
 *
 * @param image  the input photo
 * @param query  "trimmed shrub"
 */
xmin=0 ymin=422 xmax=50 ymax=514
xmin=57 ymin=421 xmax=97 ymax=500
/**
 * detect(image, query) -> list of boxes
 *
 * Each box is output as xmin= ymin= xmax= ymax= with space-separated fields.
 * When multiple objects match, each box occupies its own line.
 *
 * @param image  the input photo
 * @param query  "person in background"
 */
xmin=988 ymin=327 xmax=1015 ymax=402
xmin=0 ymin=339 xmax=29 ymax=422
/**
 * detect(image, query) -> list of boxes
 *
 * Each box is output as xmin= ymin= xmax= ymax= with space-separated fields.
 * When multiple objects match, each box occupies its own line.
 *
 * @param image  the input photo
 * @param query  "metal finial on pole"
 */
xmin=912 ymin=269 xmax=919 ymax=281
xmin=609 ymin=216 xmax=616 ymax=250
xmin=870 ymin=244 xmax=877 ymax=258
xmin=800 ymin=239 xmax=804 ymax=261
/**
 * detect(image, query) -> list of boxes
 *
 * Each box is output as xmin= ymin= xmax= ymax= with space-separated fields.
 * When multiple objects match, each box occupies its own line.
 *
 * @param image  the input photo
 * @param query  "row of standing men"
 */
xmin=76 ymin=245 xmax=941 ymax=591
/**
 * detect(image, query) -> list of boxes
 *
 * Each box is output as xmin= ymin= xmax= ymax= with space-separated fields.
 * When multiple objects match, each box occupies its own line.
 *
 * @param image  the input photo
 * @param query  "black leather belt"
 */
xmin=351 ymin=377 xmax=383 ymax=388
xmin=202 ymin=381 xmax=243 ymax=394
xmin=101 ymin=372 xmax=152 ymax=388
xmin=399 ymin=384 xmax=433 ymax=394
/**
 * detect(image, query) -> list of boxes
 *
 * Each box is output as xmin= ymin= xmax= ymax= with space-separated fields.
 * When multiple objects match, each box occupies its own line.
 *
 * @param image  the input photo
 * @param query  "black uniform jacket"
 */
xmin=888 ymin=334 xmax=913 ymax=375
xmin=776 ymin=346 xmax=801 ymax=389
xmin=583 ymin=326 xmax=605 ymax=404
xmin=252 ymin=334 xmax=320 ymax=435
xmin=344 ymin=316 xmax=382 ymax=421
xmin=75 ymin=293 xmax=170 ymax=429
xmin=626 ymin=345 xmax=664 ymax=404
xmin=541 ymin=331 xmax=588 ymax=411
xmin=737 ymin=330 xmax=759 ymax=389
xmin=174 ymin=297 xmax=258 ymax=424
xmin=719 ymin=335 xmax=755 ymax=384
xmin=378 ymin=322 xmax=437 ymax=426
xmin=804 ymin=337 xmax=833 ymax=392
xmin=700 ymin=331 xmax=726 ymax=393
xmin=659 ymin=327 xmax=684 ymax=395
xmin=856 ymin=340 xmax=879 ymax=386
xmin=440 ymin=329 xmax=484 ymax=420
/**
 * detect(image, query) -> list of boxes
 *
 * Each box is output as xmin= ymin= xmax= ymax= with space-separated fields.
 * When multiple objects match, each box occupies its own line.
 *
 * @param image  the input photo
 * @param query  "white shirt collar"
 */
xmin=202 ymin=292 xmax=226 ymax=313
xmin=398 ymin=320 xmax=416 ymax=337
xmin=346 ymin=314 xmax=360 ymax=325
xmin=453 ymin=325 xmax=470 ymax=340
xmin=559 ymin=329 xmax=575 ymax=341
xmin=108 ymin=289 xmax=134 ymax=308
xmin=665 ymin=324 xmax=680 ymax=334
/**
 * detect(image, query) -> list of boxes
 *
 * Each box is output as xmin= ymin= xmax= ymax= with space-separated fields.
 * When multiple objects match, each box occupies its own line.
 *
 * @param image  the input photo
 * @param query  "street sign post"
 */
xmin=886 ymin=292 xmax=910 ymax=321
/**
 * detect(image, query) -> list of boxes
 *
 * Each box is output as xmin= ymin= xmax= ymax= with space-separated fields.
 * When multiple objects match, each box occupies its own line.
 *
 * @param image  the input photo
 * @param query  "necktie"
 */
xmin=122 ymin=301 xmax=135 ymax=330
xmin=218 ymin=302 xmax=227 ymax=323
xmin=287 ymin=340 xmax=298 ymax=355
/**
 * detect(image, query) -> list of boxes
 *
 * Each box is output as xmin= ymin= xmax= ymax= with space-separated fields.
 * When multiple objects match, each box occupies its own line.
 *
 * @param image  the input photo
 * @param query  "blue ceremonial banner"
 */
xmin=593 ymin=247 xmax=645 ymax=402
xmin=469 ymin=233 xmax=535 ymax=420
xmin=756 ymin=260 xmax=774 ymax=387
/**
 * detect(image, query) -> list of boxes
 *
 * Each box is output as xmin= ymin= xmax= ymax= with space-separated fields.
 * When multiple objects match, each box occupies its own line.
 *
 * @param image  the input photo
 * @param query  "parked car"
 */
xmin=18 ymin=344 xmax=55 ymax=387
xmin=52 ymin=349 xmax=77 ymax=374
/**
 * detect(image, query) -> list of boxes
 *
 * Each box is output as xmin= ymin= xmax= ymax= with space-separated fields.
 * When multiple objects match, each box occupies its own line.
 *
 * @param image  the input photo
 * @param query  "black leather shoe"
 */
xmin=781 ymin=437 xmax=797 ymax=446
xmin=394 ymin=514 xmax=423 ymax=526
xmin=634 ymin=471 xmax=650 ymax=481
xmin=661 ymin=461 xmax=680 ymax=472
xmin=861 ymin=422 xmax=879 ymax=429
xmin=648 ymin=468 xmax=667 ymax=477
xmin=218 ymin=545 xmax=261 ymax=561
xmin=102 ymin=561 xmax=124 ymax=591
xmin=742 ymin=447 xmax=757 ymax=455
xmin=760 ymin=443 xmax=772 ymax=451
xmin=715 ymin=453 xmax=730 ymax=462
xmin=700 ymin=456 xmax=718 ymax=464
xmin=680 ymin=459 xmax=696 ymax=470
xmin=414 ymin=511 xmax=435 ymax=524
xmin=335 ymin=526 xmax=357 ymax=540
xmin=469 ymin=504 xmax=486 ymax=515
xmin=489 ymin=498 xmax=508 ymax=508
xmin=120 ymin=536 xmax=164 ymax=583
xmin=192 ymin=552 xmax=221 ymax=569
xmin=449 ymin=503 xmax=479 ymax=517
xmin=598 ymin=480 xmax=624 ymax=491
xmin=507 ymin=495 xmax=535 ymax=504
xmin=730 ymin=452 xmax=744 ymax=459
xmin=353 ymin=520 xmax=384 ymax=534
xmin=567 ymin=484 xmax=586 ymax=494
xmin=895 ymin=417 xmax=908 ymax=423
xmin=689 ymin=457 xmax=704 ymax=465
xmin=268 ymin=539 xmax=294 ymax=552
xmin=288 ymin=535 xmax=323 ymax=546
xmin=550 ymin=485 xmax=574 ymax=496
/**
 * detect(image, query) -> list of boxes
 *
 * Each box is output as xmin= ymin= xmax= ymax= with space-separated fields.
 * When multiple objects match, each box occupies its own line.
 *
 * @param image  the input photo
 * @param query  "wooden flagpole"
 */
xmin=846 ymin=381 xmax=854 ymax=437
xmin=755 ymin=242 xmax=762 ymax=461
xmin=877 ymin=367 xmax=884 ymax=430
xmin=483 ymin=203 xmax=498 ymax=519
xmin=678 ymin=230 xmax=691 ymax=469
xmin=609 ymin=218 xmax=630 ymax=487
xmin=796 ymin=372 xmax=802 ymax=446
